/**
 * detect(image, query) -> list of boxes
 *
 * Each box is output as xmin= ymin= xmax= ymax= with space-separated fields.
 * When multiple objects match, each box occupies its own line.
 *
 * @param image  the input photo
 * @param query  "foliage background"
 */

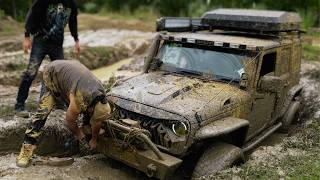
xmin=0 ymin=0 xmax=319 ymax=28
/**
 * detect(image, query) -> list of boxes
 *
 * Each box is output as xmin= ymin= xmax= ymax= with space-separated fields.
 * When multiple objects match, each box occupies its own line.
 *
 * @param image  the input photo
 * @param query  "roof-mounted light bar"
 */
xmin=156 ymin=17 xmax=209 ymax=32
xmin=160 ymin=35 xmax=263 ymax=51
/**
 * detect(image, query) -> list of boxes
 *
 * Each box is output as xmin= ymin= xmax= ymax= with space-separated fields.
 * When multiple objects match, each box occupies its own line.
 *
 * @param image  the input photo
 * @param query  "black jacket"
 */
xmin=25 ymin=0 xmax=78 ymax=43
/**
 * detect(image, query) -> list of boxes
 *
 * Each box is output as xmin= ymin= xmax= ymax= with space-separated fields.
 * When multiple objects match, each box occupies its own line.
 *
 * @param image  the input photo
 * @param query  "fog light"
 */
xmin=172 ymin=121 xmax=187 ymax=136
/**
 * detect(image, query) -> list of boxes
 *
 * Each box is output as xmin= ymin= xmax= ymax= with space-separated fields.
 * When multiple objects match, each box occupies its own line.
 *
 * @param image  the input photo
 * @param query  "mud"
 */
xmin=0 ymin=29 xmax=153 ymax=86
xmin=0 ymin=24 xmax=319 ymax=179
xmin=0 ymin=154 xmax=146 ymax=180
xmin=1 ymin=57 xmax=318 ymax=179
xmin=0 ymin=28 xmax=155 ymax=179
xmin=209 ymin=61 xmax=320 ymax=179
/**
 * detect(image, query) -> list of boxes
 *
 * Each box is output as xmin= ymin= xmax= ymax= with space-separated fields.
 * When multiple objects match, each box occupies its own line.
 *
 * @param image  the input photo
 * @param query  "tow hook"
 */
xmin=146 ymin=163 xmax=157 ymax=177
xmin=104 ymin=120 xmax=165 ymax=160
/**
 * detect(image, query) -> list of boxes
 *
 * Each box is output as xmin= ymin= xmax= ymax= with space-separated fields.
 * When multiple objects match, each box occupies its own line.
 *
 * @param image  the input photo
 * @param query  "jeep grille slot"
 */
xmin=113 ymin=106 xmax=173 ymax=149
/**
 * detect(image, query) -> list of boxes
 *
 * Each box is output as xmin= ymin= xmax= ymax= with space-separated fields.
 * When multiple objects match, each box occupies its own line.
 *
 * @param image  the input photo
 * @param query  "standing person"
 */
xmin=15 ymin=0 xmax=80 ymax=115
xmin=16 ymin=60 xmax=111 ymax=167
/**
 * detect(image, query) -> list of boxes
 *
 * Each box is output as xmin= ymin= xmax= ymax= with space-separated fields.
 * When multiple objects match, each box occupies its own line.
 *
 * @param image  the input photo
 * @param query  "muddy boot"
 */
xmin=15 ymin=104 xmax=30 ymax=118
xmin=15 ymin=110 xmax=30 ymax=118
xmin=16 ymin=143 xmax=36 ymax=167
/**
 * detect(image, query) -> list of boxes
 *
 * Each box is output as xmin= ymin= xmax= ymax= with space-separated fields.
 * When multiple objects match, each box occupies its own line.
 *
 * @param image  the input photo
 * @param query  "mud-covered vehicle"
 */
xmin=97 ymin=9 xmax=303 ymax=179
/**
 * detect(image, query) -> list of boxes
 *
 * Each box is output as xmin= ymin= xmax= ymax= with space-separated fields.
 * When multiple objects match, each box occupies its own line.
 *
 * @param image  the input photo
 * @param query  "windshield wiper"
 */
xmin=214 ymin=76 xmax=239 ymax=83
xmin=177 ymin=69 xmax=203 ymax=76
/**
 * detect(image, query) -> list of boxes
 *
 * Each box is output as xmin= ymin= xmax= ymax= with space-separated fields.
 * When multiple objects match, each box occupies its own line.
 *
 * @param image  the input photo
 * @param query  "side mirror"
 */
xmin=259 ymin=75 xmax=282 ymax=93
xmin=149 ymin=57 xmax=163 ymax=70
xmin=240 ymin=73 xmax=248 ymax=89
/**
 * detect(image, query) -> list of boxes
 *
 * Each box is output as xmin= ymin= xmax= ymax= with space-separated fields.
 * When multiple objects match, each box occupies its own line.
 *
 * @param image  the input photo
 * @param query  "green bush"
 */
xmin=0 ymin=9 xmax=5 ymax=20
xmin=83 ymin=2 xmax=98 ymax=13
xmin=300 ymin=10 xmax=318 ymax=30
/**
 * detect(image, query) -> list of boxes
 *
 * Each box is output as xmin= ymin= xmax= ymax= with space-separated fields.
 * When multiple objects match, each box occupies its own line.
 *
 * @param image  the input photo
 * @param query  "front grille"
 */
xmin=113 ymin=106 xmax=173 ymax=149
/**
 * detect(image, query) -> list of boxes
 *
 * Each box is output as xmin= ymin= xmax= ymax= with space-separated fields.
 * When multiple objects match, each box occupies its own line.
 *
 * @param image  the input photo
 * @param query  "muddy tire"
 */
xmin=279 ymin=101 xmax=300 ymax=133
xmin=191 ymin=142 xmax=244 ymax=179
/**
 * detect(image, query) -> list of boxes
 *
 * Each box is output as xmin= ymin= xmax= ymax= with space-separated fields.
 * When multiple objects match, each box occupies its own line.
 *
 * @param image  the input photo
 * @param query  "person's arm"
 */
xmin=23 ymin=0 xmax=47 ymax=53
xmin=69 ymin=0 xmax=80 ymax=57
xmin=89 ymin=102 xmax=111 ymax=150
xmin=25 ymin=0 xmax=47 ymax=38
xmin=89 ymin=122 xmax=102 ymax=150
xmin=66 ymin=94 xmax=84 ymax=140
xmin=68 ymin=0 xmax=78 ymax=42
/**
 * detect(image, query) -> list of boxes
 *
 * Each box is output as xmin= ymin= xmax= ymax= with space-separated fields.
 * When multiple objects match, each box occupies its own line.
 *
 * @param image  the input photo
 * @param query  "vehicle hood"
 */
xmin=108 ymin=72 xmax=250 ymax=120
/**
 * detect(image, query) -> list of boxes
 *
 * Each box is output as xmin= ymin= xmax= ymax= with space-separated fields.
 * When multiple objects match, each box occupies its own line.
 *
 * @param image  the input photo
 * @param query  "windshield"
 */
xmin=158 ymin=42 xmax=248 ymax=82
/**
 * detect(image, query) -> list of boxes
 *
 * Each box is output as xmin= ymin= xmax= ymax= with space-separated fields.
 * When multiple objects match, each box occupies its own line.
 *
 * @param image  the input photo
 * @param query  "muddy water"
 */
xmin=92 ymin=58 xmax=140 ymax=82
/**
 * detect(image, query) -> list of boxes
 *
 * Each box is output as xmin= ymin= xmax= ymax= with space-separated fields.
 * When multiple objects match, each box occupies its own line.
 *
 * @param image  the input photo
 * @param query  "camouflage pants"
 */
xmin=24 ymin=89 xmax=55 ymax=145
xmin=24 ymin=90 xmax=110 ymax=145
xmin=15 ymin=36 xmax=63 ymax=109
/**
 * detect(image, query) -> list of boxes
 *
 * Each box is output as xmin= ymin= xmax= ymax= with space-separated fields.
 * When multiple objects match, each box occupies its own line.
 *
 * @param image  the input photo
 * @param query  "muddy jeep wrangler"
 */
xmin=97 ymin=9 xmax=303 ymax=179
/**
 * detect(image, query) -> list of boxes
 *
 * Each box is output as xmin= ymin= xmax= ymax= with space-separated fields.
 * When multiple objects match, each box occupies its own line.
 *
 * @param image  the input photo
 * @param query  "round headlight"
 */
xmin=172 ymin=121 xmax=187 ymax=137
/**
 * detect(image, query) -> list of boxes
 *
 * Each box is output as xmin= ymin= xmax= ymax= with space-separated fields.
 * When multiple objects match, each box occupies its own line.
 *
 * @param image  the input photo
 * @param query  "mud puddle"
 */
xmin=0 ymin=154 xmax=146 ymax=180
xmin=92 ymin=58 xmax=140 ymax=82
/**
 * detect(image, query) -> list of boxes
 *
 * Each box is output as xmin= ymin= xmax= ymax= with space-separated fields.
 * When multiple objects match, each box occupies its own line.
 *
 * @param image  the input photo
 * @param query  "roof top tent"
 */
xmin=156 ymin=9 xmax=301 ymax=33
xmin=202 ymin=9 xmax=301 ymax=32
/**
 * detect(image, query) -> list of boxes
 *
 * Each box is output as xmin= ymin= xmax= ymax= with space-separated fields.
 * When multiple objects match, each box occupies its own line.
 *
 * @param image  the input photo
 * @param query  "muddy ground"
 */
xmin=0 ymin=28 xmax=154 ymax=180
xmin=2 ymin=60 xmax=320 ymax=179
xmin=0 ymin=21 xmax=320 ymax=179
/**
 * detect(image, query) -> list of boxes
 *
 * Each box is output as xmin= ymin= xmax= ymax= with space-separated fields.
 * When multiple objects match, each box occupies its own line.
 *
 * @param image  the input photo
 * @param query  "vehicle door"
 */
xmin=247 ymin=51 xmax=277 ymax=139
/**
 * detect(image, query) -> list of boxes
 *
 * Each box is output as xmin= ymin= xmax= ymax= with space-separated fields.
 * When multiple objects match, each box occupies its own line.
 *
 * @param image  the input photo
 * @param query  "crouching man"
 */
xmin=16 ymin=60 xmax=111 ymax=167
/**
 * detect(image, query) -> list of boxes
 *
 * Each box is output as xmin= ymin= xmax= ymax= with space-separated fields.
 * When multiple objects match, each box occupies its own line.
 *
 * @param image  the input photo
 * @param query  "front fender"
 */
xmin=279 ymin=84 xmax=303 ymax=116
xmin=195 ymin=117 xmax=249 ymax=141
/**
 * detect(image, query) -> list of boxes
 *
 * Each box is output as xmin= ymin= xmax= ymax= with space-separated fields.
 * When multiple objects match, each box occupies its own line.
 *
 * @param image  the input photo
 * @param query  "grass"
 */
xmin=0 ymin=19 xmax=23 ymax=37
xmin=302 ymin=31 xmax=320 ymax=61
xmin=65 ymin=46 xmax=117 ymax=69
xmin=0 ymin=10 xmax=156 ymax=38
xmin=0 ymin=102 xmax=38 ymax=118
xmin=281 ymin=152 xmax=320 ymax=178
xmin=308 ymin=31 xmax=320 ymax=38
xmin=77 ymin=13 xmax=155 ymax=32
xmin=302 ymin=44 xmax=320 ymax=61
xmin=99 ymin=7 xmax=158 ymax=23
xmin=230 ymin=151 xmax=320 ymax=179
xmin=212 ymin=118 xmax=320 ymax=180
xmin=0 ymin=105 xmax=15 ymax=117
xmin=5 ymin=63 xmax=28 ymax=71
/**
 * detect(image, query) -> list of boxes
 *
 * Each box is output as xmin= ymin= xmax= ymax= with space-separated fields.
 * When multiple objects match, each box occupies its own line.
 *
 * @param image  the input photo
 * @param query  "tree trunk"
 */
xmin=316 ymin=2 xmax=320 ymax=27
xmin=12 ymin=0 xmax=17 ymax=20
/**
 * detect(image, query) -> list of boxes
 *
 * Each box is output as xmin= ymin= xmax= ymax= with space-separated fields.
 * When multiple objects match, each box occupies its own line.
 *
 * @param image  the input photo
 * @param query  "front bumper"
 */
xmin=95 ymin=120 xmax=183 ymax=179
xmin=97 ymin=136 xmax=182 ymax=179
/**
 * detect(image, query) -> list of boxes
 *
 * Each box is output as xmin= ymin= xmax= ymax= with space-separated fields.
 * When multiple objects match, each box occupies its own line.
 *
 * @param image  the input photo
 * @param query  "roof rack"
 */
xmin=156 ymin=9 xmax=301 ymax=33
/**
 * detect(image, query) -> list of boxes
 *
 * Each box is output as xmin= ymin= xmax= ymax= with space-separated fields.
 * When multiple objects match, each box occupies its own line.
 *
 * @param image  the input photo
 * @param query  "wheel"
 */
xmin=191 ymin=142 xmax=244 ymax=179
xmin=279 ymin=101 xmax=300 ymax=133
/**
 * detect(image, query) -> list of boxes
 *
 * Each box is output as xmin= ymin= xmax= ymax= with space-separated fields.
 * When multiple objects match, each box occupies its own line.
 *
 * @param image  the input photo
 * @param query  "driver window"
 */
xmin=260 ymin=52 xmax=276 ymax=77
